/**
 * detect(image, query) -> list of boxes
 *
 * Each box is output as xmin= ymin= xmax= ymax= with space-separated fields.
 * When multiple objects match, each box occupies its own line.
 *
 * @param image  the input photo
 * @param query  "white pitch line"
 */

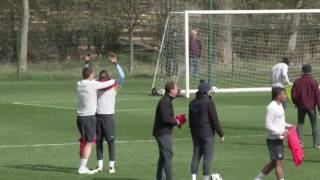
xmin=0 ymin=135 xmax=264 ymax=149
xmin=12 ymin=102 xmax=74 ymax=110
xmin=12 ymin=102 xmax=158 ymax=112
xmin=12 ymin=102 xmax=258 ymax=112
xmin=14 ymin=97 xmax=158 ymax=104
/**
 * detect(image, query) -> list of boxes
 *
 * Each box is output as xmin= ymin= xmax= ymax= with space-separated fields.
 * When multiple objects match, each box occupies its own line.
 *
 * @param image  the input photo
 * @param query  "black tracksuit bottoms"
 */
xmin=191 ymin=136 xmax=214 ymax=175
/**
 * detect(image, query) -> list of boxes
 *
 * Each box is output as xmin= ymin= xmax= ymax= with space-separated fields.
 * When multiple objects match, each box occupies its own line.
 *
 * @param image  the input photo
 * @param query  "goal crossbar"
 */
xmin=152 ymin=9 xmax=320 ymax=98
xmin=170 ymin=9 xmax=320 ymax=15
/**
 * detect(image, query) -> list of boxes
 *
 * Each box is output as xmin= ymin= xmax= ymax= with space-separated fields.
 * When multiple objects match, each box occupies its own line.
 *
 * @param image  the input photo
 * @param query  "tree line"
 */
xmin=0 ymin=0 xmax=319 ymax=73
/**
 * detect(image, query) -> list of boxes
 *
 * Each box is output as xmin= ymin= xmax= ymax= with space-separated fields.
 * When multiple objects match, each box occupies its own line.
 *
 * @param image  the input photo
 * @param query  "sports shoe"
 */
xmin=109 ymin=167 xmax=116 ymax=174
xmin=95 ymin=166 xmax=103 ymax=172
xmin=78 ymin=167 xmax=98 ymax=175
xmin=313 ymin=145 xmax=320 ymax=149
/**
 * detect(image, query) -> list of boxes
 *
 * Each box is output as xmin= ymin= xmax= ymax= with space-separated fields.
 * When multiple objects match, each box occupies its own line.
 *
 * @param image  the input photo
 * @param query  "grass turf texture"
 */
xmin=0 ymin=79 xmax=319 ymax=180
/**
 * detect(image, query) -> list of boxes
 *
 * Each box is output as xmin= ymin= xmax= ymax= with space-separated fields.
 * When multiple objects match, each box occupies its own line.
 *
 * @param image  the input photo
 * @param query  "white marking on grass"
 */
xmin=13 ymin=102 xmax=156 ymax=112
xmin=13 ymin=97 xmax=157 ymax=104
xmin=12 ymin=102 xmax=74 ymax=110
xmin=0 ymin=134 xmax=264 ymax=149
xmin=12 ymin=102 xmax=259 ymax=112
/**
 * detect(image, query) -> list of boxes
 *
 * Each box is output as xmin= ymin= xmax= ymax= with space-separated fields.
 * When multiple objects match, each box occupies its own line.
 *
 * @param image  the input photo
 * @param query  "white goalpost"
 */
xmin=151 ymin=9 xmax=320 ymax=98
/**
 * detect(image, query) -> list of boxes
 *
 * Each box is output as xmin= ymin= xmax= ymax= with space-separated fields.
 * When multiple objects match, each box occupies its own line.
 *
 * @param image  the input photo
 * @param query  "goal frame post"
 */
xmin=152 ymin=9 xmax=320 ymax=98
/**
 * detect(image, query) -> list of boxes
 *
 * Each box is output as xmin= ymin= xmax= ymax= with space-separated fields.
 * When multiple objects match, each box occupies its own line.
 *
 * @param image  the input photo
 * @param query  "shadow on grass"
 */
xmin=5 ymin=164 xmax=77 ymax=174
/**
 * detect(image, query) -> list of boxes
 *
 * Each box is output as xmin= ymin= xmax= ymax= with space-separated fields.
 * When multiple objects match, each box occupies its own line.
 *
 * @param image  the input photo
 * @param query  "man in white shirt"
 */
xmin=254 ymin=87 xmax=293 ymax=180
xmin=77 ymin=65 xmax=115 ymax=175
xmin=271 ymin=57 xmax=292 ymax=108
xmin=95 ymin=53 xmax=125 ymax=174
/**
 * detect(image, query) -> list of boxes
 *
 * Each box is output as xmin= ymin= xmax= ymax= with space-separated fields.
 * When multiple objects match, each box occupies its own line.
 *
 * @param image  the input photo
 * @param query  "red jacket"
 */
xmin=291 ymin=74 xmax=320 ymax=111
xmin=287 ymin=127 xmax=304 ymax=167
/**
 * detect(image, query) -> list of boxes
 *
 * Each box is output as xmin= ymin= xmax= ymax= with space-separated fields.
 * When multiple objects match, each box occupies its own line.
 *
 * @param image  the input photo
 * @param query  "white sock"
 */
xmin=79 ymin=159 xmax=88 ymax=169
xmin=254 ymin=172 xmax=265 ymax=180
xmin=109 ymin=161 xmax=115 ymax=168
xmin=98 ymin=160 xmax=103 ymax=169
xmin=280 ymin=179 xmax=284 ymax=180
xmin=203 ymin=175 xmax=210 ymax=180
xmin=192 ymin=174 xmax=197 ymax=180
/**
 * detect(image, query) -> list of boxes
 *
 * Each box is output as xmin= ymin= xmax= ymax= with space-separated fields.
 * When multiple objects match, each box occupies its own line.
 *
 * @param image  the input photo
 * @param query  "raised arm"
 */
xmin=110 ymin=53 xmax=125 ymax=87
xmin=115 ymin=64 xmax=125 ymax=87
xmin=84 ymin=53 xmax=92 ymax=68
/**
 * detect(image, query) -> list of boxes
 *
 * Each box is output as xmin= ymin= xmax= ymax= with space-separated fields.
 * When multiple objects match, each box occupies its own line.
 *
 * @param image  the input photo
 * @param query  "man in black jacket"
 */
xmin=189 ymin=81 xmax=224 ymax=180
xmin=153 ymin=81 xmax=181 ymax=180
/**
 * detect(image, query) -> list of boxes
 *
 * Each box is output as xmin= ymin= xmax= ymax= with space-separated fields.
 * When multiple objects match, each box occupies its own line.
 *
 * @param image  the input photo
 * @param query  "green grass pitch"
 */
xmin=0 ymin=78 xmax=319 ymax=180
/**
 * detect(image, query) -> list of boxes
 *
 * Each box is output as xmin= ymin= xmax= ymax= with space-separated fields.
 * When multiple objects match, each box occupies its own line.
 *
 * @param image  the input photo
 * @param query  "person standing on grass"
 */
xmin=153 ymin=81 xmax=182 ymax=180
xmin=77 ymin=61 xmax=116 ymax=175
xmin=95 ymin=53 xmax=125 ymax=174
xmin=189 ymin=80 xmax=224 ymax=180
xmin=254 ymin=88 xmax=293 ymax=180
xmin=189 ymin=29 xmax=201 ymax=79
xmin=291 ymin=64 xmax=320 ymax=149
xmin=271 ymin=57 xmax=293 ymax=108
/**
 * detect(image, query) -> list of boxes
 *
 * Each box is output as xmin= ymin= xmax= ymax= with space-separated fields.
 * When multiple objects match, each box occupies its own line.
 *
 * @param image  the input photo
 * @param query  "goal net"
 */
xmin=151 ymin=9 xmax=320 ymax=97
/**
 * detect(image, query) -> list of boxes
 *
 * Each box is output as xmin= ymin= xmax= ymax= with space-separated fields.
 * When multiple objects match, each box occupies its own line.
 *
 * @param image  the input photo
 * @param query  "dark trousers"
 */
xmin=96 ymin=139 xmax=115 ymax=161
xmin=96 ymin=114 xmax=115 ymax=161
xmin=156 ymin=135 xmax=173 ymax=180
xmin=297 ymin=109 xmax=319 ymax=147
xmin=191 ymin=136 xmax=214 ymax=175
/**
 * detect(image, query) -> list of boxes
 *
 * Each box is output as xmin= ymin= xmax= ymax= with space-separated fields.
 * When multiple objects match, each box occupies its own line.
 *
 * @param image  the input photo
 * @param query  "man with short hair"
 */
xmin=271 ymin=57 xmax=292 ymax=108
xmin=254 ymin=88 xmax=292 ymax=180
xmin=189 ymin=80 xmax=224 ymax=180
xmin=95 ymin=53 xmax=125 ymax=174
xmin=291 ymin=64 xmax=320 ymax=149
xmin=76 ymin=62 xmax=115 ymax=175
xmin=153 ymin=81 xmax=182 ymax=180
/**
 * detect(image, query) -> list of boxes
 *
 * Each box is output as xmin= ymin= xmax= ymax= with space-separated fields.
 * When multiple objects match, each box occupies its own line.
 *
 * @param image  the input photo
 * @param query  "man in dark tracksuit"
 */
xmin=153 ymin=81 xmax=181 ymax=180
xmin=291 ymin=64 xmax=320 ymax=149
xmin=189 ymin=81 xmax=224 ymax=180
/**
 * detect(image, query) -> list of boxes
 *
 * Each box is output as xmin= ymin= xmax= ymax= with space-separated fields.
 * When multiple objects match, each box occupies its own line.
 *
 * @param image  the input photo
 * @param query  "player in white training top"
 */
xmin=95 ymin=53 xmax=125 ymax=174
xmin=76 ymin=59 xmax=115 ymax=175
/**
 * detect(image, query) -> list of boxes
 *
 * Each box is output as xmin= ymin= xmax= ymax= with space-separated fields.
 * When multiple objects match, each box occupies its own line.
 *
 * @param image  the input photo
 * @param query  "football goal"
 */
xmin=151 ymin=9 xmax=320 ymax=98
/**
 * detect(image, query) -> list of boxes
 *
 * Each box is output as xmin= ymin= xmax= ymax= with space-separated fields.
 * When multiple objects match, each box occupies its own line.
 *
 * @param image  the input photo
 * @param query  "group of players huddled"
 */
xmin=76 ymin=53 xmax=124 ymax=175
xmin=76 ymin=54 xmax=320 ymax=180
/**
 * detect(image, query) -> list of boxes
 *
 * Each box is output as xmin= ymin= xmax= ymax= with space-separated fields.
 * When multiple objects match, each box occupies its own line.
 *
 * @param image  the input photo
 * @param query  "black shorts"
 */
xmin=96 ymin=114 xmax=115 ymax=141
xmin=77 ymin=115 xmax=97 ymax=143
xmin=267 ymin=139 xmax=284 ymax=160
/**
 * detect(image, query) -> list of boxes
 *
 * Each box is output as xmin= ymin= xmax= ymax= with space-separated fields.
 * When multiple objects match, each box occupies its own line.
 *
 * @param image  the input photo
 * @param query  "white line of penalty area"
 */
xmin=0 ymin=134 xmax=264 ymax=149
xmin=12 ymin=102 xmax=259 ymax=111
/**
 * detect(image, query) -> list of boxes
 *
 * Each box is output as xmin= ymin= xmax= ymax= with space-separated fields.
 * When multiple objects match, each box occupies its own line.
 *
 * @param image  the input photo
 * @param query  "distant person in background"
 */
xmin=189 ymin=80 xmax=224 ymax=180
xmin=189 ymin=29 xmax=201 ymax=79
xmin=165 ymin=30 xmax=179 ymax=78
xmin=84 ymin=53 xmax=92 ymax=68
xmin=254 ymin=88 xmax=293 ymax=180
xmin=291 ymin=64 xmax=320 ymax=149
xmin=271 ymin=57 xmax=292 ymax=108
